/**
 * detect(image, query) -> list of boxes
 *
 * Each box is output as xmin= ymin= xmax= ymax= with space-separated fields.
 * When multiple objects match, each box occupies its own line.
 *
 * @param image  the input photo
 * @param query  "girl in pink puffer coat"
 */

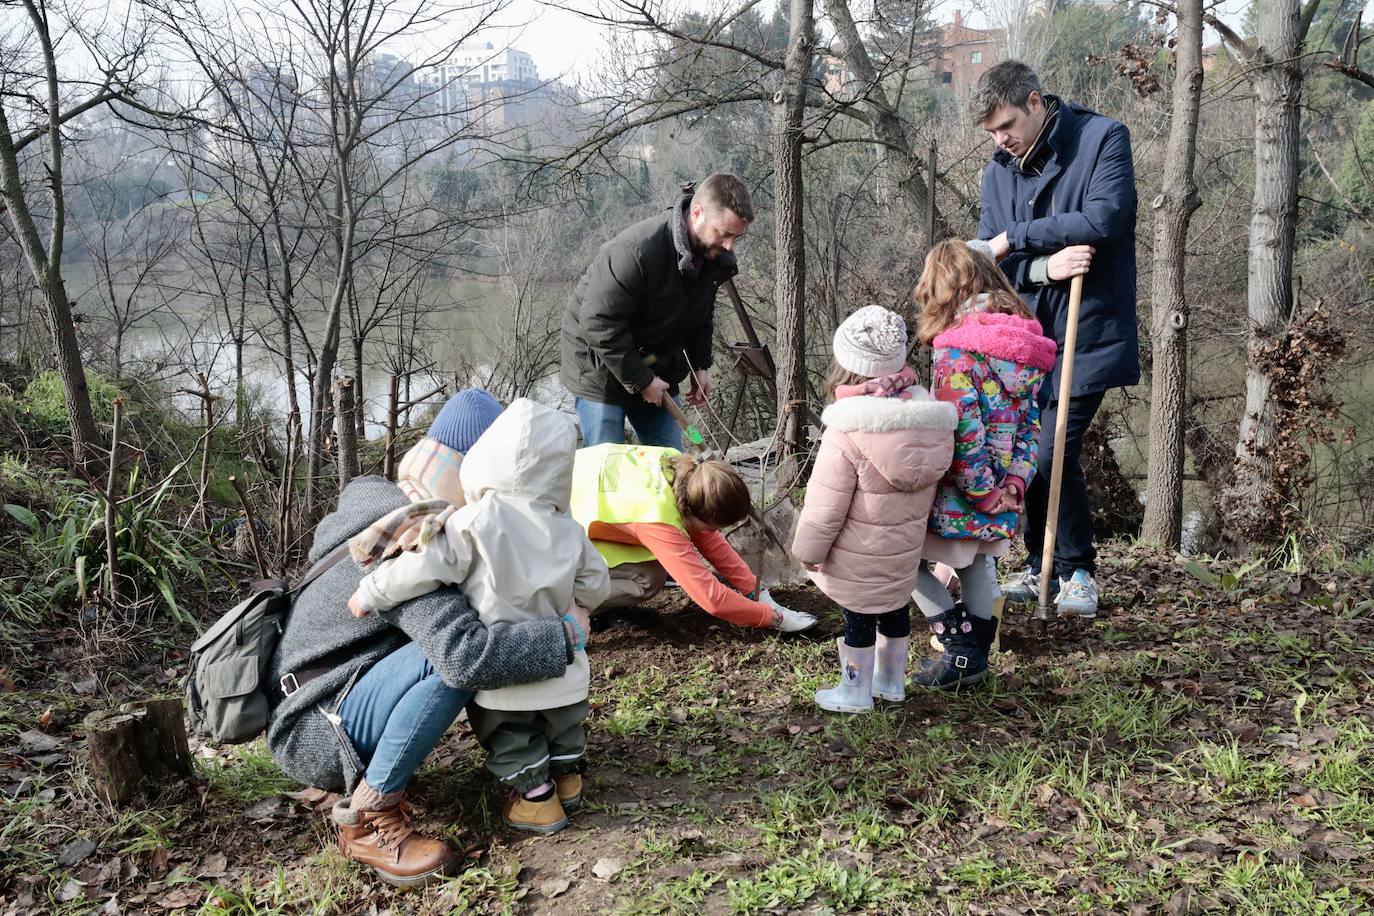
xmin=792 ymin=306 xmax=956 ymax=714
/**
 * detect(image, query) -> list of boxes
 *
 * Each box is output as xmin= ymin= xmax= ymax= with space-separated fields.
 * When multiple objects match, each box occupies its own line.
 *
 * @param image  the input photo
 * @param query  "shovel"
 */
xmin=656 ymin=388 xmax=791 ymax=559
xmin=1034 ymin=272 xmax=1086 ymax=627
xmin=660 ymin=397 xmax=707 ymax=450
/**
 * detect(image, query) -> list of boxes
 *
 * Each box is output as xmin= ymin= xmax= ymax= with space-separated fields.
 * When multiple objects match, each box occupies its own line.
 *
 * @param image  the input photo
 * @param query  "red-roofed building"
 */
xmin=932 ymin=10 xmax=1002 ymax=100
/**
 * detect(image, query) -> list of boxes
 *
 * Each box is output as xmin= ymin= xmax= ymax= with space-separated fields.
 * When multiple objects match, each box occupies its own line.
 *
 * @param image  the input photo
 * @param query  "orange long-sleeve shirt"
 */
xmin=588 ymin=521 xmax=772 ymax=628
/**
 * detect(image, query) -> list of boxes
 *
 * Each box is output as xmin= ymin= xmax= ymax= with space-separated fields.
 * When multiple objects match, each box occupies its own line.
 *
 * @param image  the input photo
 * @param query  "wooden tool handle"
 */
xmin=1036 ymin=272 xmax=1085 ymax=618
xmin=660 ymin=396 xmax=691 ymax=431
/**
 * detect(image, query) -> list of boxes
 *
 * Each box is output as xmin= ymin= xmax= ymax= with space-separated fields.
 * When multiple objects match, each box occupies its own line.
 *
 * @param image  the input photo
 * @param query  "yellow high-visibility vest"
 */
xmin=570 ymin=444 xmax=687 ymax=568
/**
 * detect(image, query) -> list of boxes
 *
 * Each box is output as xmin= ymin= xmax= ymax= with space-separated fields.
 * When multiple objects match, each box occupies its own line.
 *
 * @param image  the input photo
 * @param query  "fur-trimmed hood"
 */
xmin=933 ymin=308 xmax=1057 ymax=372
xmin=820 ymin=386 xmax=957 ymax=434
xmin=818 ymin=387 xmax=956 ymax=495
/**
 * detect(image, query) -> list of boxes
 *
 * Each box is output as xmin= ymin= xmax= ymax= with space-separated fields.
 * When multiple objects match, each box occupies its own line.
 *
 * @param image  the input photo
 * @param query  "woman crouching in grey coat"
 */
xmin=267 ymin=390 xmax=584 ymax=887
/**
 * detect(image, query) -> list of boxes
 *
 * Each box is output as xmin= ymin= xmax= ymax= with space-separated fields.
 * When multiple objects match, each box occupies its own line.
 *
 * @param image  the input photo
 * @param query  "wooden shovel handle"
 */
xmin=1036 ymin=273 xmax=1085 ymax=618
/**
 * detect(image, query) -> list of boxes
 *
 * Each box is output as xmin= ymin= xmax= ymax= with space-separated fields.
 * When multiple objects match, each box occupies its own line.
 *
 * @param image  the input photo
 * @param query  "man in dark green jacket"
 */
xmin=561 ymin=173 xmax=754 ymax=447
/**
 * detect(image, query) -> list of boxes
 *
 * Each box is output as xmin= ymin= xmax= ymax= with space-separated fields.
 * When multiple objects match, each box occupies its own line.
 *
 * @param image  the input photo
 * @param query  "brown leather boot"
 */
xmin=333 ymin=797 xmax=457 ymax=888
xmin=554 ymin=773 xmax=582 ymax=811
xmin=502 ymin=789 xmax=568 ymax=834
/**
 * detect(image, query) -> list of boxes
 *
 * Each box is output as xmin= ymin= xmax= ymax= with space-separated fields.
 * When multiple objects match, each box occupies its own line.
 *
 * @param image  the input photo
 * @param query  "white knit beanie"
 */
xmin=965 ymin=238 xmax=995 ymax=260
xmin=832 ymin=305 xmax=907 ymax=378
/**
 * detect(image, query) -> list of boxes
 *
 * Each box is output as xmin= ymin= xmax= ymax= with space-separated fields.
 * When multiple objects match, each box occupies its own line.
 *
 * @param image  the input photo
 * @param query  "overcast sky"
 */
xmin=495 ymin=0 xmax=1267 ymax=82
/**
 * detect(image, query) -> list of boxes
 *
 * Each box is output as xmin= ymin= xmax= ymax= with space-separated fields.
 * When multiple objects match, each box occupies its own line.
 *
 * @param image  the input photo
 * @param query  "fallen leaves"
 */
xmin=16 ymin=729 xmax=63 ymax=754
xmin=56 ymin=837 xmax=98 ymax=867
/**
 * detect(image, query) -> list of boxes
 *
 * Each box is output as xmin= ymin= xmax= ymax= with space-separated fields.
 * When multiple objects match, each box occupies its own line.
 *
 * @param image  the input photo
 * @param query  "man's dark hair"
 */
xmin=695 ymin=173 xmax=755 ymax=222
xmin=971 ymin=60 xmax=1043 ymax=125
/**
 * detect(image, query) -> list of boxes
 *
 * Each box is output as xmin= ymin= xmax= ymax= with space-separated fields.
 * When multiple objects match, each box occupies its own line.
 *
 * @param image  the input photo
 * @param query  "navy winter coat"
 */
xmin=978 ymin=96 xmax=1140 ymax=401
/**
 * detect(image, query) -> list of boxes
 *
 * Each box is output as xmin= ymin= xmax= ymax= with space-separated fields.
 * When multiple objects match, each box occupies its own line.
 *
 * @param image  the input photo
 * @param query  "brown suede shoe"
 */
xmin=553 ymin=774 xmax=582 ymax=811
xmin=333 ymin=799 xmax=457 ymax=888
xmin=502 ymin=791 xmax=568 ymax=834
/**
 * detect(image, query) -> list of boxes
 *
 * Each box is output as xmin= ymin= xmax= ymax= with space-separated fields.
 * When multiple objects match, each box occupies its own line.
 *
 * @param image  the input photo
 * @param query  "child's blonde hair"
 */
xmin=669 ymin=454 xmax=752 ymax=528
xmin=914 ymin=240 xmax=1033 ymax=344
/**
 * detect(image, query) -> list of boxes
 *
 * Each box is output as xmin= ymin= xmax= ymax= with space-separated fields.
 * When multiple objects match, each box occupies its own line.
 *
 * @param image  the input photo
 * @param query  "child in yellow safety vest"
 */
xmin=570 ymin=444 xmax=817 ymax=633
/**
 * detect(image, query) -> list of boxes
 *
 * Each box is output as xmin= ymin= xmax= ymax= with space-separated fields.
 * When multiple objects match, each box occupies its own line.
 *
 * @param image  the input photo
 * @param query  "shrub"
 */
xmin=5 ymin=460 xmax=227 ymax=624
xmin=18 ymin=369 xmax=122 ymax=432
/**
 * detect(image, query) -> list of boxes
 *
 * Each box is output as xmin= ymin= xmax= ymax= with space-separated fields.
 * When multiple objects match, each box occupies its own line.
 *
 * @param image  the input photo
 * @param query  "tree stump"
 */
xmin=84 ymin=698 xmax=193 ymax=807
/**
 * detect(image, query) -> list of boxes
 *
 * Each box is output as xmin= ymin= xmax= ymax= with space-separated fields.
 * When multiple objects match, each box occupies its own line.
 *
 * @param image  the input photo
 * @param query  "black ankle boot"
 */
xmin=911 ymin=603 xmax=991 ymax=691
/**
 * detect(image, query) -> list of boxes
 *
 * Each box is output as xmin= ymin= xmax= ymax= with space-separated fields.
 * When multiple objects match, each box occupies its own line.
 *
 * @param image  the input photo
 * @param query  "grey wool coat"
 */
xmin=266 ymin=476 xmax=574 ymax=792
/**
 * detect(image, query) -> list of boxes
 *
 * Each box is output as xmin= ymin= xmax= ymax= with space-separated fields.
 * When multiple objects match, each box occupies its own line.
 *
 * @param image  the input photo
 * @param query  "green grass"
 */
xmin=4 ymin=544 xmax=1372 ymax=915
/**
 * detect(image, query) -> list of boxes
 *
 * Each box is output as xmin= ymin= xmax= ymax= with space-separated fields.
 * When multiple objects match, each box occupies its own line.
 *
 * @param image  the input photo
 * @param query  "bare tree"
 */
xmin=821 ymin=0 xmax=947 ymax=243
xmin=68 ymin=162 xmax=183 ymax=377
xmin=773 ymin=0 xmax=813 ymax=458
xmin=0 ymin=0 xmax=157 ymax=468
xmin=1211 ymin=0 xmax=1322 ymax=545
xmin=1141 ymin=0 xmax=1203 ymax=548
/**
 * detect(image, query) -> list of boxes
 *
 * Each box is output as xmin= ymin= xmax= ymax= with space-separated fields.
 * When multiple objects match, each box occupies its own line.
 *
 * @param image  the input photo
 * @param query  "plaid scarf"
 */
xmin=396 ymin=437 xmax=467 ymax=506
xmin=348 ymin=436 xmax=468 ymax=569
xmin=958 ymin=293 xmax=993 ymax=318
xmin=348 ymin=499 xmax=458 ymax=569
xmin=834 ymin=365 xmax=918 ymax=400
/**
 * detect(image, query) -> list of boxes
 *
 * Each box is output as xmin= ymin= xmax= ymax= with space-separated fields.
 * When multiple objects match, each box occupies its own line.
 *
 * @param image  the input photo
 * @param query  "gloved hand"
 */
xmin=759 ymin=588 xmax=818 ymax=633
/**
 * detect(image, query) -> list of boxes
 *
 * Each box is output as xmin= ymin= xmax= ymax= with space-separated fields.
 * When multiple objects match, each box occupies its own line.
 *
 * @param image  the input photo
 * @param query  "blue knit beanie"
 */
xmin=427 ymin=388 xmax=504 ymax=454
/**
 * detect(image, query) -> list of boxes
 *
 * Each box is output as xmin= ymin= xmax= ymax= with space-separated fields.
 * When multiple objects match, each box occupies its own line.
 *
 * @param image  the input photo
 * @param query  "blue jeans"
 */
xmin=575 ymin=396 xmax=682 ymax=449
xmin=338 ymin=642 xmax=471 ymax=794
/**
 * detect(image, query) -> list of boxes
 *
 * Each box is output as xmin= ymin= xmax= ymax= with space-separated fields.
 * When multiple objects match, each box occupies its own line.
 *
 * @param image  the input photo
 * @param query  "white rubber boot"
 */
xmin=815 ymin=640 xmax=874 ymax=714
xmin=871 ymin=635 xmax=909 ymax=702
xmin=988 ymin=595 xmax=1004 ymax=656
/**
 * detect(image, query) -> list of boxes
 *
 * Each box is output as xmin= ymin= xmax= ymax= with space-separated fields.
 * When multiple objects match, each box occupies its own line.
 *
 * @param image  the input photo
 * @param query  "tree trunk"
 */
xmin=1224 ymin=0 xmax=1305 ymax=545
xmin=308 ymin=185 xmax=355 ymax=515
xmin=1141 ymin=0 xmax=1204 ymax=549
xmin=352 ymin=333 xmax=367 ymax=440
xmin=384 ymin=374 xmax=400 ymax=480
xmin=333 ymin=377 xmax=360 ymax=487
xmin=773 ymin=0 xmax=814 ymax=462
xmin=84 ymin=698 xmax=192 ymax=808
xmin=0 ymin=3 xmax=101 ymax=473
xmin=234 ymin=335 xmax=247 ymax=427
xmin=0 ymin=115 xmax=100 ymax=471
xmin=196 ymin=373 xmax=214 ymax=531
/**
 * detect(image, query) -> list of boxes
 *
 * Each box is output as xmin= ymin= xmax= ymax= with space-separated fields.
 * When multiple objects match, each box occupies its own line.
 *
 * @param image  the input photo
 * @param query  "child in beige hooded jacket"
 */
xmin=348 ymin=398 xmax=610 ymax=835
xmin=792 ymin=306 xmax=956 ymax=714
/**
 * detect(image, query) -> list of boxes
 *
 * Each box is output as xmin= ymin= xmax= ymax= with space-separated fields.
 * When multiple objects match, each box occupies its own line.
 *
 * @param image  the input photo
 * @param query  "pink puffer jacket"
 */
xmin=792 ymin=387 xmax=956 ymax=613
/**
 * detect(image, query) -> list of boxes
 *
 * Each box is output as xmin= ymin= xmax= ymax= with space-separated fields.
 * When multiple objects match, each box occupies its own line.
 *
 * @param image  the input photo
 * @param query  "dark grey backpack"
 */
xmin=185 ymin=545 xmax=349 ymax=744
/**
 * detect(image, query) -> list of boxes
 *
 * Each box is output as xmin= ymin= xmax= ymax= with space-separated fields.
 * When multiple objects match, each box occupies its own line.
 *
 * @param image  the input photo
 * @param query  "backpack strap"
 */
xmin=289 ymin=542 xmax=354 ymax=596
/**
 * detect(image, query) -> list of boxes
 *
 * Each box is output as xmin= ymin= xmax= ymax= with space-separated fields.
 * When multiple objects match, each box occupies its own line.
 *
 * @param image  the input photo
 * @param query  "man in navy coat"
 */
xmin=973 ymin=60 xmax=1140 ymax=619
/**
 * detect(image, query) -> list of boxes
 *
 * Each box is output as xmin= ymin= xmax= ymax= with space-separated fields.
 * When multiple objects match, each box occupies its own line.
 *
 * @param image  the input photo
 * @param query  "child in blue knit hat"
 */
xmin=393 ymin=388 xmax=505 ymax=507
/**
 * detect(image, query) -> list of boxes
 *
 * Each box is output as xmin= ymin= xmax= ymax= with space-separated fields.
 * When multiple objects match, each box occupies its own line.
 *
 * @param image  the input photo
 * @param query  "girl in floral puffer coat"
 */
xmin=909 ymin=240 xmax=1057 ymax=690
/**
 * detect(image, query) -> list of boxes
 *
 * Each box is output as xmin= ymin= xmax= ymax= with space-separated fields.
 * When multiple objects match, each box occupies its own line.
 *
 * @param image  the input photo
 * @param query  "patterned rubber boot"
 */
xmin=910 ymin=604 xmax=990 ymax=691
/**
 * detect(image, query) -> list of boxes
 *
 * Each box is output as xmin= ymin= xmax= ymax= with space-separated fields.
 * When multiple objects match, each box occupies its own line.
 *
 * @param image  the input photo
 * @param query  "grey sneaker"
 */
xmin=1001 ymin=568 xmax=1056 ymax=605
xmin=1054 ymin=570 xmax=1099 ymax=619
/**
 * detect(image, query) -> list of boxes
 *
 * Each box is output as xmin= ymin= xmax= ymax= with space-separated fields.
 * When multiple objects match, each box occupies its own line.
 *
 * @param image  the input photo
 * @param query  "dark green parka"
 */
xmin=560 ymin=194 xmax=738 ymax=406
